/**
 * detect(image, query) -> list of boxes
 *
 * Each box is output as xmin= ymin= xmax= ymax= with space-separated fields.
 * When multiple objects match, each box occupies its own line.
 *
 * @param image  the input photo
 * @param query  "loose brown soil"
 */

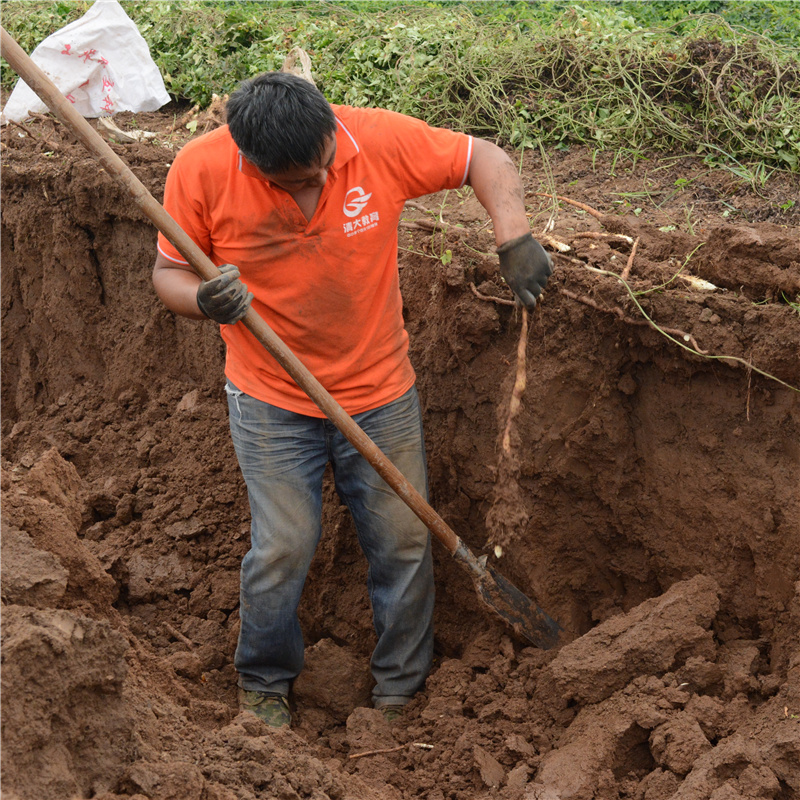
xmin=2 ymin=106 xmax=799 ymax=800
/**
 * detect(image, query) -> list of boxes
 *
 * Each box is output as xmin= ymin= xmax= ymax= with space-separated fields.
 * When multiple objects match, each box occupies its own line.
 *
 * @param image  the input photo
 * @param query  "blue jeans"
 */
xmin=226 ymin=382 xmax=434 ymax=707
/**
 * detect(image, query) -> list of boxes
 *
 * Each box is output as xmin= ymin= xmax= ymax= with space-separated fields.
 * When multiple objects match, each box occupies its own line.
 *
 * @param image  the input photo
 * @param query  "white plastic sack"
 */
xmin=1 ymin=0 xmax=170 ymax=124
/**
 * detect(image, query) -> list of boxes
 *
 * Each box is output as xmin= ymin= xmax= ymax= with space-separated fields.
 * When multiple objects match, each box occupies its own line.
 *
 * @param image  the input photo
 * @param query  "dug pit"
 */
xmin=2 ymin=109 xmax=799 ymax=800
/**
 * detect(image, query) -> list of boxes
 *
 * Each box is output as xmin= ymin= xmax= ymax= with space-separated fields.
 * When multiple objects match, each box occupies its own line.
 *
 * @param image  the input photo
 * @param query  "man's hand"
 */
xmin=196 ymin=264 xmax=254 ymax=324
xmin=497 ymin=233 xmax=553 ymax=310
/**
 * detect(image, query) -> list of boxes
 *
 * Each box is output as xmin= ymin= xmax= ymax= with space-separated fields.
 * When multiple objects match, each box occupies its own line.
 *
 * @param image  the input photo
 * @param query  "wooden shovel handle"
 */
xmin=1 ymin=26 xmax=462 ymax=554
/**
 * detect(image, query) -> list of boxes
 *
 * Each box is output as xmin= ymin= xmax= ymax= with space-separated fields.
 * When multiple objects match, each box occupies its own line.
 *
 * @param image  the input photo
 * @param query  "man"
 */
xmin=152 ymin=72 xmax=552 ymax=728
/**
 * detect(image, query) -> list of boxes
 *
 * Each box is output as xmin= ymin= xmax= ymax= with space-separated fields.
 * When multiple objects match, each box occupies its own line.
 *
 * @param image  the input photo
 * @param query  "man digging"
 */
xmin=152 ymin=72 xmax=552 ymax=727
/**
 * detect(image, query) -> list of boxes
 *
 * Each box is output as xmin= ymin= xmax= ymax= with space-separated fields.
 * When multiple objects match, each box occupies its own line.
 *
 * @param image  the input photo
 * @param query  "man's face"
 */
xmin=261 ymin=135 xmax=337 ymax=193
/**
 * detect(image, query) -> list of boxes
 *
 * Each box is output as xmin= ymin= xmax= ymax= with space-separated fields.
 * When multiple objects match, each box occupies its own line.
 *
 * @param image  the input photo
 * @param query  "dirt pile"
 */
xmin=2 ymin=109 xmax=799 ymax=799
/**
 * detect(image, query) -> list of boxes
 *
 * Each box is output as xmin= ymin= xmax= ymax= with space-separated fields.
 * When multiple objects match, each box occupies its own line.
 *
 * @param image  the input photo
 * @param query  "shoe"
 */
xmin=238 ymin=688 xmax=291 ymax=728
xmin=378 ymin=704 xmax=406 ymax=722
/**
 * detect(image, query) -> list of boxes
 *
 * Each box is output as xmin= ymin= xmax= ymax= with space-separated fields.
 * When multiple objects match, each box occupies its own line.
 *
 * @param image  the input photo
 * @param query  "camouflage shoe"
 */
xmin=238 ymin=689 xmax=291 ymax=728
xmin=377 ymin=704 xmax=406 ymax=723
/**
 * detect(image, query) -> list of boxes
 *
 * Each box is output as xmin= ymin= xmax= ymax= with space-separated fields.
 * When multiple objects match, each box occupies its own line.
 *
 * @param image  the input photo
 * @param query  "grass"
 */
xmin=420 ymin=15 xmax=800 ymax=168
xmin=783 ymin=292 xmax=800 ymax=316
xmin=1 ymin=1 xmax=799 ymax=172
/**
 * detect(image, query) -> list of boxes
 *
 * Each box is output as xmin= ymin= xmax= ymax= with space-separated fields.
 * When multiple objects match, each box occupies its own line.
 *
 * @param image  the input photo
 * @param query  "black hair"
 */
xmin=226 ymin=72 xmax=337 ymax=173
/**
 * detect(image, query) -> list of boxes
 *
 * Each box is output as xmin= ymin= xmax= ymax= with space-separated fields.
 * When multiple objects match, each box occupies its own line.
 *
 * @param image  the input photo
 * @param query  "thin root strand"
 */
xmin=470 ymin=283 xmax=516 ymax=306
xmin=558 ymin=288 xmax=708 ymax=354
xmin=350 ymin=742 xmax=434 ymax=760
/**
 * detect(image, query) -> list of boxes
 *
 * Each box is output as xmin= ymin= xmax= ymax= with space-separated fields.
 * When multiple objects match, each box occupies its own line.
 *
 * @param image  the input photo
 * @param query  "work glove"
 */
xmin=196 ymin=263 xmax=253 ymax=325
xmin=497 ymin=233 xmax=553 ymax=310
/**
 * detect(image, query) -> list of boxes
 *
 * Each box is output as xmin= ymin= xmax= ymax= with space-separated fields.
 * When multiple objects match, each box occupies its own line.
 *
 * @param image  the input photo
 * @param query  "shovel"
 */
xmin=1 ymin=28 xmax=562 ymax=649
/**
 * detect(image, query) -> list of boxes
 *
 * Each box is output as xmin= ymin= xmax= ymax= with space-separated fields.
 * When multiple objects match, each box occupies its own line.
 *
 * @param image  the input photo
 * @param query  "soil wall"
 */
xmin=2 ymin=111 xmax=799 ymax=799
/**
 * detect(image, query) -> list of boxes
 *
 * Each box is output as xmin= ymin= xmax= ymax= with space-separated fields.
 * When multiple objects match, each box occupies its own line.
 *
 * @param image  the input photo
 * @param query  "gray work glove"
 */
xmin=196 ymin=263 xmax=253 ymax=325
xmin=497 ymin=233 xmax=553 ymax=310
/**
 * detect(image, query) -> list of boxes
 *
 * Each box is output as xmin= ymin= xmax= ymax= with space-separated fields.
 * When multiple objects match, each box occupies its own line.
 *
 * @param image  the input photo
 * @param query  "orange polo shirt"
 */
xmin=157 ymin=105 xmax=473 ymax=416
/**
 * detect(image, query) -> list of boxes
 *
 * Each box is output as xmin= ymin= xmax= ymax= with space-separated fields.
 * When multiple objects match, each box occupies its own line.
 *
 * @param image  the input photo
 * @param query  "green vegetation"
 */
xmin=2 ymin=1 xmax=799 ymax=171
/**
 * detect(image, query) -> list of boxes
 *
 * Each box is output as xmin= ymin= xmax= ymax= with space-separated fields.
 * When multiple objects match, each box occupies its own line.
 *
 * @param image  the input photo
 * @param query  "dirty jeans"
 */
xmin=226 ymin=381 xmax=434 ymax=707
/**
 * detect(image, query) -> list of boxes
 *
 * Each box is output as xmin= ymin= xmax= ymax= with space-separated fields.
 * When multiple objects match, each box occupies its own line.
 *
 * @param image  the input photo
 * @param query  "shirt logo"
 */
xmin=343 ymin=186 xmax=372 ymax=218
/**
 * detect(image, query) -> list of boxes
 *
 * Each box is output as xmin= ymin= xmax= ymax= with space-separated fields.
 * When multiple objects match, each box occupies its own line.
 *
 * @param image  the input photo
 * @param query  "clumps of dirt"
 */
xmin=2 ymin=112 xmax=800 ymax=799
xmin=2 ymin=604 xmax=134 ymax=798
xmin=692 ymin=223 xmax=800 ymax=300
xmin=4 ymin=459 xmax=798 ymax=800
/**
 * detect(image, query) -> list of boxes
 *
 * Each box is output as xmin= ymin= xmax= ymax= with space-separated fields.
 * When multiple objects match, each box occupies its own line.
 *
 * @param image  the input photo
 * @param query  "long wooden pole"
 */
xmin=1 ymin=24 xmax=462 ymax=549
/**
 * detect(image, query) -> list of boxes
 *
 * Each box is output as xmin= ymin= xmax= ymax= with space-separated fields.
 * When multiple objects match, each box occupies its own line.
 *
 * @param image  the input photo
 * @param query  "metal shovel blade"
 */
xmin=454 ymin=542 xmax=563 ymax=649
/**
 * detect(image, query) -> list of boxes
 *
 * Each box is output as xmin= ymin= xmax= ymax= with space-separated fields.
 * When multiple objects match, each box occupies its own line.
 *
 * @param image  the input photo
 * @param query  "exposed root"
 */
xmin=541 ymin=234 xmax=572 ymax=253
xmin=621 ymin=236 xmax=640 ymax=282
xmin=28 ymin=110 xmax=57 ymax=123
xmin=200 ymin=94 xmax=228 ymax=134
xmin=405 ymin=200 xmax=434 ymax=214
xmin=463 ymin=202 xmax=795 ymax=392
xmin=169 ymin=104 xmax=200 ymax=133
xmin=281 ymin=47 xmax=315 ymax=85
xmin=349 ymin=743 xmax=434 ymax=760
xmin=502 ymin=310 xmax=529 ymax=453
xmin=469 ymin=283 xmax=516 ymax=307
xmin=164 ymin=622 xmax=194 ymax=649
xmin=486 ymin=307 xmax=536 ymax=552
xmin=7 ymin=117 xmax=60 ymax=150
xmin=558 ymin=287 xmax=709 ymax=354
xmin=6 ymin=118 xmax=30 ymax=138
xmin=349 ymin=745 xmax=407 ymax=760
xmin=572 ymin=231 xmax=634 ymax=245
xmin=534 ymin=192 xmax=604 ymax=219
xmin=399 ymin=219 xmax=448 ymax=233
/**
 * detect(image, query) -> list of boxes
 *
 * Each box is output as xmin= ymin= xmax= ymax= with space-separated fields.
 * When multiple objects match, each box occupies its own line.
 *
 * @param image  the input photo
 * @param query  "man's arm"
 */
xmin=466 ymin=138 xmax=531 ymax=245
xmin=152 ymin=253 xmax=253 ymax=324
xmin=466 ymin=138 xmax=553 ymax=309
xmin=152 ymin=253 xmax=207 ymax=319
